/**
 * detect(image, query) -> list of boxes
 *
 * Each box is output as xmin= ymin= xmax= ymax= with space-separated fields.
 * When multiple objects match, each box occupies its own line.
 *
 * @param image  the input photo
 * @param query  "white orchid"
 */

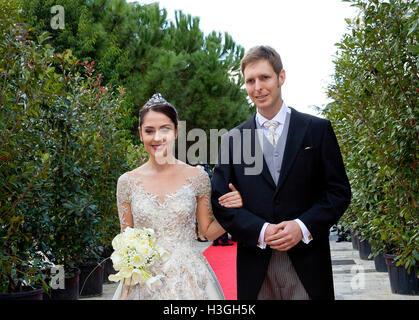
xmin=111 ymin=233 xmax=125 ymax=251
xmin=157 ymin=246 xmax=169 ymax=262
xmin=108 ymin=273 xmax=123 ymax=283
xmin=110 ymin=251 xmax=124 ymax=271
xmin=146 ymin=275 xmax=164 ymax=290
xmin=132 ymin=268 xmax=153 ymax=285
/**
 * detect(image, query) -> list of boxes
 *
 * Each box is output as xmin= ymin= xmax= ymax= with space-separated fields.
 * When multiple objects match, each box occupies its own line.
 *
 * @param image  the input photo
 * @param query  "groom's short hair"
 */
xmin=241 ymin=46 xmax=283 ymax=76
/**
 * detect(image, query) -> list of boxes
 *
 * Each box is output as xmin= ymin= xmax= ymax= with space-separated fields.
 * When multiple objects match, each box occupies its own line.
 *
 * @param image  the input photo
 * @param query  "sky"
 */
xmin=129 ymin=0 xmax=359 ymax=116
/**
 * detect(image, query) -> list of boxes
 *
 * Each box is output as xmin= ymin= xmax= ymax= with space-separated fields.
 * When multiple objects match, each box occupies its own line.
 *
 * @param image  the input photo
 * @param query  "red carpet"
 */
xmin=203 ymin=242 xmax=237 ymax=300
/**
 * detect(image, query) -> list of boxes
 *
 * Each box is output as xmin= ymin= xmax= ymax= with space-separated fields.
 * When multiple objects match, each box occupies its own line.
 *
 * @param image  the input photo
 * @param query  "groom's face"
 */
xmin=244 ymin=59 xmax=285 ymax=114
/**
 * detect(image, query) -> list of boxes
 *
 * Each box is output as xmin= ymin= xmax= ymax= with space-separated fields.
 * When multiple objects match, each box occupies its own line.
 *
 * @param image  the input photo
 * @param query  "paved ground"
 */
xmin=329 ymin=231 xmax=418 ymax=300
xmin=82 ymin=233 xmax=418 ymax=300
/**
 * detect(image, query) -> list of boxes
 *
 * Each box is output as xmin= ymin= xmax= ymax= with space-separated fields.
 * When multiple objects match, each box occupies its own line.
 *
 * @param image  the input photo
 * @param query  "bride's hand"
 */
xmin=218 ymin=183 xmax=243 ymax=208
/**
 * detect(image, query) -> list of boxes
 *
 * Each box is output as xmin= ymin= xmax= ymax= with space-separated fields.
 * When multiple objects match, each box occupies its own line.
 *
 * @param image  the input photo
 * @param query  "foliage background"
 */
xmin=324 ymin=0 xmax=418 ymax=273
xmin=2 ymin=0 xmax=417 ymax=294
xmin=21 ymin=0 xmax=253 ymax=146
xmin=1 ymin=0 xmax=252 ymax=293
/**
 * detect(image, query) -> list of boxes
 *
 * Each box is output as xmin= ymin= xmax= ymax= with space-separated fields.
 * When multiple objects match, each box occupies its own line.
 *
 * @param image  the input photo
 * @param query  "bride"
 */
xmin=113 ymin=93 xmax=243 ymax=300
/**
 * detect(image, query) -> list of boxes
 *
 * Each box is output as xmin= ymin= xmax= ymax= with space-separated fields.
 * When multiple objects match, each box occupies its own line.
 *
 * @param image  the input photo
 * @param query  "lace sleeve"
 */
xmin=191 ymin=165 xmax=213 ymax=214
xmin=116 ymin=173 xmax=133 ymax=232
xmin=193 ymin=165 xmax=227 ymax=240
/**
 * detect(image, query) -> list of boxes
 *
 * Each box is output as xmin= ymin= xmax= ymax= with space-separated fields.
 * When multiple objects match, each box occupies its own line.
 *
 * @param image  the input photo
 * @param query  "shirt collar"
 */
xmin=256 ymin=101 xmax=289 ymax=127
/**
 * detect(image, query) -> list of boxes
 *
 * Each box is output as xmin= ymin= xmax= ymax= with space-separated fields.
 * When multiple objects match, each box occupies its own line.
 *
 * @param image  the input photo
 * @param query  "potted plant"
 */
xmin=323 ymin=0 xmax=418 ymax=296
xmin=0 ymin=1 xmax=57 ymax=299
xmin=0 ymin=0 xmax=146 ymax=300
xmin=78 ymin=246 xmax=105 ymax=298
xmin=368 ymin=240 xmax=388 ymax=273
xmin=373 ymin=251 xmax=388 ymax=273
xmin=380 ymin=213 xmax=418 ymax=295
xmin=358 ymin=237 xmax=373 ymax=261
xmin=28 ymin=52 xmax=98 ymax=300
xmin=350 ymin=230 xmax=359 ymax=250
xmin=384 ymin=253 xmax=418 ymax=295
xmin=365 ymin=216 xmax=388 ymax=272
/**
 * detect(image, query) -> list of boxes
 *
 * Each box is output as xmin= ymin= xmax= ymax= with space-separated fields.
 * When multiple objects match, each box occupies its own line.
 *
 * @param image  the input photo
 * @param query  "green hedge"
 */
xmin=324 ymin=0 xmax=418 ymax=273
xmin=0 ymin=0 xmax=147 ymax=293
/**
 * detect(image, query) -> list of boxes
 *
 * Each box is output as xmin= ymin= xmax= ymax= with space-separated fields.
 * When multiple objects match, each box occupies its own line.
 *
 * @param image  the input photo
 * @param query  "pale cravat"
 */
xmin=263 ymin=120 xmax=280 ymax=147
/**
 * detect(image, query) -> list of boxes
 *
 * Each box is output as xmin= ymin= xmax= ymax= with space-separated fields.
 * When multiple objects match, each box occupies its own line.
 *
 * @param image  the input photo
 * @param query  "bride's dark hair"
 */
xmin=139 ymin=93 xmax=178 ymax=128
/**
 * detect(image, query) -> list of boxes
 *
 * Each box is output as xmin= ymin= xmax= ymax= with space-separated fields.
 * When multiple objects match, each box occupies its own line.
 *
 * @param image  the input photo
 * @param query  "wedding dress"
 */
xmin=112 ymin=164 xmax=225 ymax=300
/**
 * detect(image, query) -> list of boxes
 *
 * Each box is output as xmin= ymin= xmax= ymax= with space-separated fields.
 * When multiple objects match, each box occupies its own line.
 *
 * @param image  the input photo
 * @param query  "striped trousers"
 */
xmin=257 ymin=250 xmax=310 ymax=300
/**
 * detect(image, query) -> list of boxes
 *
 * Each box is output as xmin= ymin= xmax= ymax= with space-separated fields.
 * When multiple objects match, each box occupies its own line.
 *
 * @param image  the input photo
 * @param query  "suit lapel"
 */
xmin=274 ymin=108 xmax=311 ymax=197
xmin=244 ymin=113 xmax=276 ymax=189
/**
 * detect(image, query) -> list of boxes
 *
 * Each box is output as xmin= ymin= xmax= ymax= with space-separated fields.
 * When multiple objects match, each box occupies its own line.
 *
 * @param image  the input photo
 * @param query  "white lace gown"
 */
xmin=112 ymin=164 xmax=225 ymax=300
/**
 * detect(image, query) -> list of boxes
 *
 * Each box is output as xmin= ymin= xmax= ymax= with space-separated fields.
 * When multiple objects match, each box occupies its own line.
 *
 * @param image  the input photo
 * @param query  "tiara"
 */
xmin=144 ymin=93 xmax=171 ymax=108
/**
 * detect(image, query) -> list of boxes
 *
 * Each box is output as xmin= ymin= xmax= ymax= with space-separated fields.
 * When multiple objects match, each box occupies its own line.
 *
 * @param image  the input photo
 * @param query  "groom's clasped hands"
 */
xmin=217 ymin=183 xmax=303 ymax=251
xmin=264 ymin=221 xmax=303 ymax=251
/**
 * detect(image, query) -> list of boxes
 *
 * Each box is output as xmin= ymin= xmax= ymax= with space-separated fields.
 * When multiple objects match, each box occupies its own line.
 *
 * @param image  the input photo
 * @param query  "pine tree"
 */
xmin=20 ymin=0 xmax=253 ymax=151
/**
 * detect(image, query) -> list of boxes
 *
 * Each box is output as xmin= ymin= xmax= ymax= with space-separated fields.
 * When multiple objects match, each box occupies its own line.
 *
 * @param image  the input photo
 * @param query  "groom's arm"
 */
xmin=211 ymin=133 xmax=266 ymax=248
xmin=297 ymin=120 xmax=351 ymax=239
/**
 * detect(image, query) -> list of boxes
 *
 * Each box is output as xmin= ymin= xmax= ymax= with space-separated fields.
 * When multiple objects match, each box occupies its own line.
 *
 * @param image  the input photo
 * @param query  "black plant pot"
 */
xmin=384 ymin=254 xmax=418 ymax=295
xmin=43 ymin=268 xmax=80 ymax=300
xmin=102 ymin=257 xmax=116 ymax=284
xmin=359 ymin=239 xmax=373 ymax=260
xmin=79 ymin=262 xmax=105 ymax=297
xmin=0 ymin=287 xmax=43 ymax=300
xmin=351 ymin=232 xmax=359 ymax=250
xmin=374 ymin=253 xmax=388 ymax=272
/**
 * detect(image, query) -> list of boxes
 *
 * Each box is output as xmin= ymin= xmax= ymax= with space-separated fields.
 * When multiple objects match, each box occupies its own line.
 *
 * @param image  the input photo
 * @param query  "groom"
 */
xmin=211 ymin=46 xmax=351 ymax=300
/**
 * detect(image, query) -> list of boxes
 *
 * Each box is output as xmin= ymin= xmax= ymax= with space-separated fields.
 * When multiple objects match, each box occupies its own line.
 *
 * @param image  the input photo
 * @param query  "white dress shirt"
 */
xmin=255 ymin=100 xmax=290 ymax=146
xmin=255 ymin=102 xmax=313 ymax=248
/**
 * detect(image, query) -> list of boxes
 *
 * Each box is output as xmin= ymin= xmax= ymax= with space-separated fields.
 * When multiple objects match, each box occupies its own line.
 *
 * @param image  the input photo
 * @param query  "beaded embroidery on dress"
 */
xmin=112 ymin=164 xmax=224 ymax=300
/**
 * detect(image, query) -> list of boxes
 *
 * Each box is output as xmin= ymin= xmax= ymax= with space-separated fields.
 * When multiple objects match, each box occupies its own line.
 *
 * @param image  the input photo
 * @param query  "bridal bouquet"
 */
xmin=108 ymin=227 xmax=168 ymax=290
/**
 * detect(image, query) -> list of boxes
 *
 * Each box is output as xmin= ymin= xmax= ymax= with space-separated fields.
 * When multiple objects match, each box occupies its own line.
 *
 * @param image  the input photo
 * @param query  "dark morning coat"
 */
xmin=211 ymin=107 xmax=351 ymax=300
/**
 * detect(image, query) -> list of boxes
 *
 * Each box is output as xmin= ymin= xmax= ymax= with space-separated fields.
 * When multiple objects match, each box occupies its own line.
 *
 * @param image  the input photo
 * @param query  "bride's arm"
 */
xmin=118 ymin=203 xmax=133 ymax=233
xmin=196 ymin=178 xmax=243 ymax=241
xmin=115 ymin=200 xmax=137 ymax=300
xmin=116 ymin=174 xmax=134 ymax=232
xmin=196 ymin=195 xmax=225 ymax=241
xmin=114 ymin=175 xmax=137 ymax=300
